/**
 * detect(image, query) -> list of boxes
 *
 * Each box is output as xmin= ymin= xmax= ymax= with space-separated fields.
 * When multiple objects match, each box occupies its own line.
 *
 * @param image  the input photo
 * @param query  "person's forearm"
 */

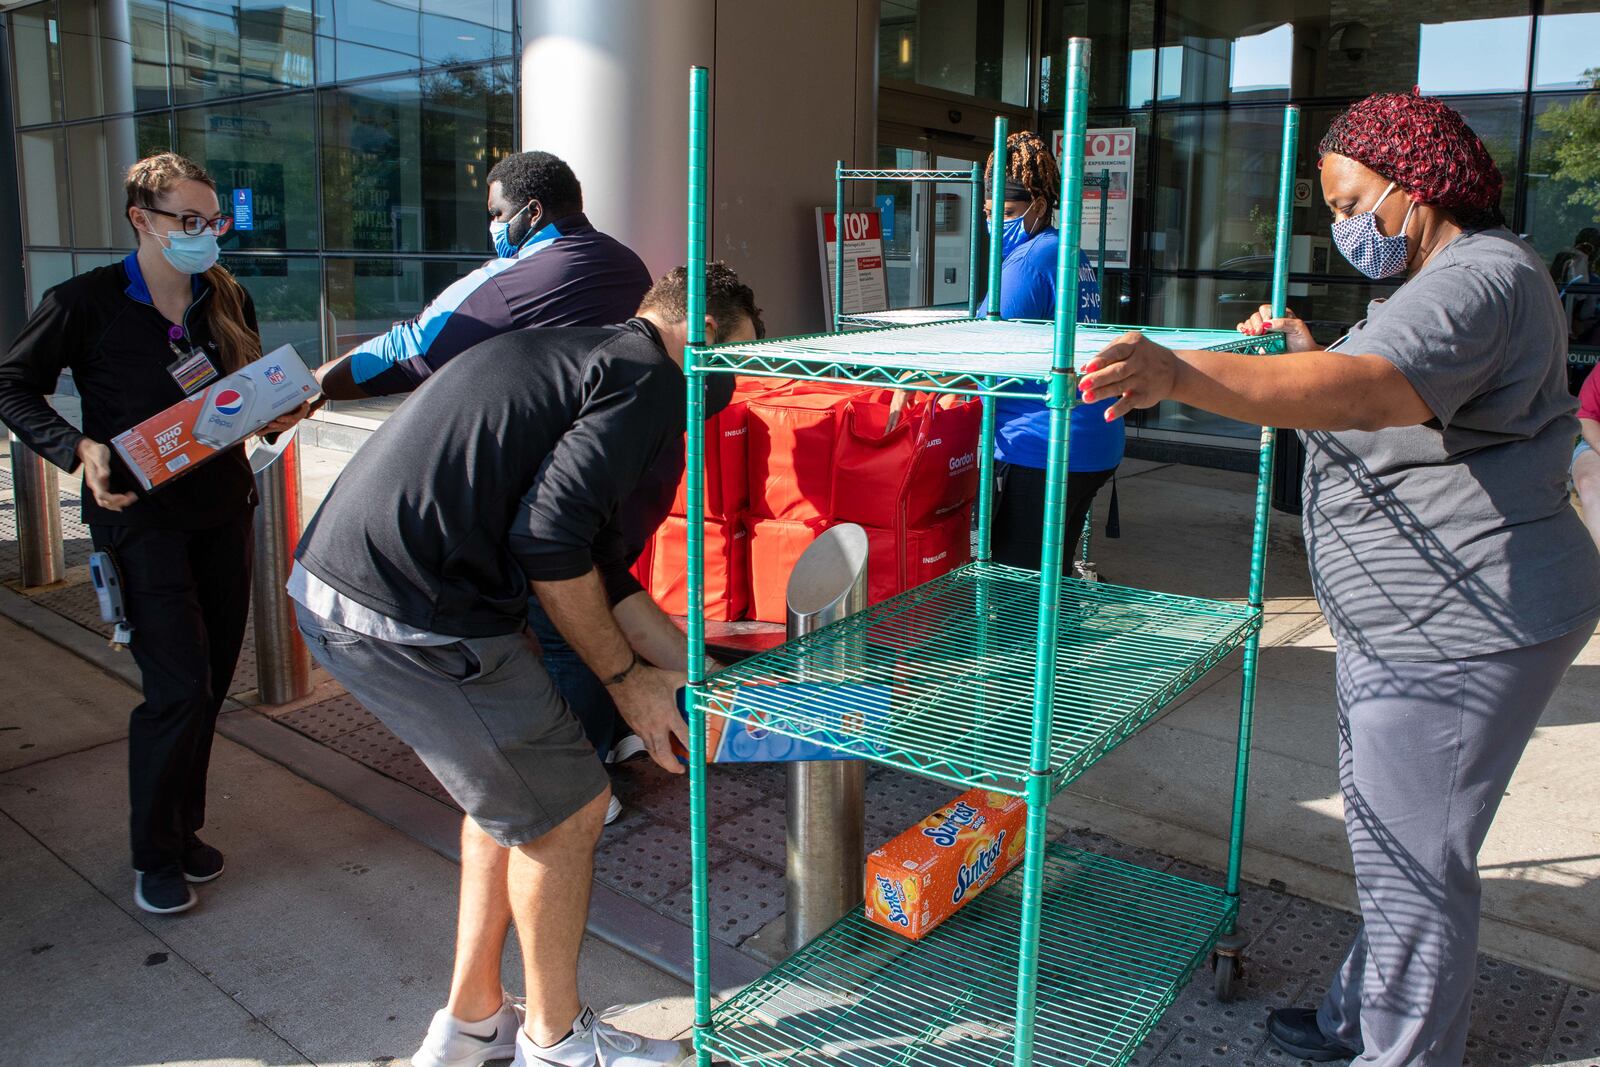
xmin=1168 ymin=348 xmax=1432 ymax=432
xmin=612 ymin=590 xmax=697 ymax=671
xmin=1582 ymin=417 xmax=1600 ymax=451
xmin=314 ymin=355 xmax=368 ymax=400
xmin=530 ymin=570 xmax=638 ymax=681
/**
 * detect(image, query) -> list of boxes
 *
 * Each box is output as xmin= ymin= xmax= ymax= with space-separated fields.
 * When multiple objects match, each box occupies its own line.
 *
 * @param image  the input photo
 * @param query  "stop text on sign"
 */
xmin=840 ymin=212 xmax=872 ymax=240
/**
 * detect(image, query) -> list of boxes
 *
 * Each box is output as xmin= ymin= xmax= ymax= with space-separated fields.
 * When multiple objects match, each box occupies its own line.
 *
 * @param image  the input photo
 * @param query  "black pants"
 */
xmin=91 ymin=514 xmax=254 ymax=872
xmin=991 ymin=463 xmax=1115 ymax=572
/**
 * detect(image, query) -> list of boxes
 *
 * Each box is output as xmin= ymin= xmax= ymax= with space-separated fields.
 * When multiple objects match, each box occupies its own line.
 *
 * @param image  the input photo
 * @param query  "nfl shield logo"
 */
xmin=265 ymin=364 xmax=286 ymax=385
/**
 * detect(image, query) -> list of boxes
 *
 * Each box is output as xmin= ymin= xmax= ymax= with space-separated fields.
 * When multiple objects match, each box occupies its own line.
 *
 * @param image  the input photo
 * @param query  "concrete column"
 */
xmin=518 ymin=0 xmax=878 ymax=336
xmin=0 ymin=13 xmax=67 ymax=589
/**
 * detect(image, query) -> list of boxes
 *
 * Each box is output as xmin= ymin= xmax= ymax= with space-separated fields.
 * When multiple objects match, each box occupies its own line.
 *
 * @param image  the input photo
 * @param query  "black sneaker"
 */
xmin=134 ymin=865 xmax=198 ymax=914
xmin=182 ymin=836 xmax=225 ymax=883
xmin=1266 ymin=1008 xmax=1361 ymax=1062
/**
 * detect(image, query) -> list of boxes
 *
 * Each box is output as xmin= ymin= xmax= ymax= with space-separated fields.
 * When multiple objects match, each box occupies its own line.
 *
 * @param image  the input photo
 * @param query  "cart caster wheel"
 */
xmin=1212 ymin=951 xmax=1242 ymax=1002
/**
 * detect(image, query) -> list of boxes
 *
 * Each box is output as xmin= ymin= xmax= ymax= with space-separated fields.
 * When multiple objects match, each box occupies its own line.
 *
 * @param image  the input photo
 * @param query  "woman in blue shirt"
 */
xmin=977 ymin=131 xmax=1123 ymax=570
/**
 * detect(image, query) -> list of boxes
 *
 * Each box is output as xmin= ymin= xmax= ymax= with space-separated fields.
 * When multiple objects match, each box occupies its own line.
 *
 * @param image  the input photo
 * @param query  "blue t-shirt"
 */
xmin=975 ymin=227 xmax=1124 ymax=472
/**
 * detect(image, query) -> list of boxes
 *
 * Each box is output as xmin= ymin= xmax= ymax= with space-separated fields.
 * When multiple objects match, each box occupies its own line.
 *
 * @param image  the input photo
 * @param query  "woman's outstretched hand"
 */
xmin=75 ymin=438 xmax=139 ymax=511
xmin=1079 ymin=331 xmax=1180 ymax=420
xmin=1237 ymin=304 xmax=1317 ymax=353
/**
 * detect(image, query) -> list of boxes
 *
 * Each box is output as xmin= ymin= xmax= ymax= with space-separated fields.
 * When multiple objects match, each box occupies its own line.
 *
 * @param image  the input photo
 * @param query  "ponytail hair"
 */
xmin=125 ymin=153 xmax=260 ymax=373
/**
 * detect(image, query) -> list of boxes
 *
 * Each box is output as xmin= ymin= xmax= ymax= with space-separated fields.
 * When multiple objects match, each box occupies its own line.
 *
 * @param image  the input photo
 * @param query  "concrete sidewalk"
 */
xmin=0 ymin=613 xmax=691 ymax=1067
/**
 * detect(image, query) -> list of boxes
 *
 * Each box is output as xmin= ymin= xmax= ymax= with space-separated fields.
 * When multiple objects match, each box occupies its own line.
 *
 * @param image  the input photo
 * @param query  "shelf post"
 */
xmin=685 ymin=63 xmax=715 ymax=1067
xmin=967 ymin=163 xmax=982 ymax=318
xmin=1225 ymin=105 xmax=1299 ymax=905
xmin=834 ymin=161 xmax=846 ymax=332
xmin=1011 ymin=35 xmax=1090 ymax=1067
xmin=986 ymin=116 xmax=1008 ymax=320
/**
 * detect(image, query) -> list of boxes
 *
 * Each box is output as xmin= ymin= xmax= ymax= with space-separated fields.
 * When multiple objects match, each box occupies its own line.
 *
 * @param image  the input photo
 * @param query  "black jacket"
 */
xmin=0 ymin=254 xmax=257 ymax=528
xmin=295 ymin=319 xmax=724 ymax=638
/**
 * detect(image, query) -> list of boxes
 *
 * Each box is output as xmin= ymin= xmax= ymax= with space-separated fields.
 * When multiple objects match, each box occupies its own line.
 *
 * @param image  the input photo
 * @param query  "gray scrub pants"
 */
xmin=1315 ymin=624 xmax=1592 ymax=1065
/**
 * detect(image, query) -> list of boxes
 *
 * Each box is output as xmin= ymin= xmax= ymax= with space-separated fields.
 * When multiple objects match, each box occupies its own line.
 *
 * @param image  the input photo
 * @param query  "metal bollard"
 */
xmin=10 ymin=442 xmax=65 ymax=588
xmin=249 ymin=430 xmax=311 ymax=704
xmin=784 ymin=524 xmax=869 ymax=951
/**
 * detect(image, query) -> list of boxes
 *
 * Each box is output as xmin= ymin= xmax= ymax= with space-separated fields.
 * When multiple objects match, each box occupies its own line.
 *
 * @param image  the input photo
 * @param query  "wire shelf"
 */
xmin=692 ymin=319 xmax=1284 ymax=397
xmin=838 ymin=308 xmax=972 ymax=328
xmin=702 ymin=842 xmax=1237 ymax=1066
xmin=700 ymin=562 xmax=1260 ymax=795
xmin=838 ymin=168 xmax=977 ymax=182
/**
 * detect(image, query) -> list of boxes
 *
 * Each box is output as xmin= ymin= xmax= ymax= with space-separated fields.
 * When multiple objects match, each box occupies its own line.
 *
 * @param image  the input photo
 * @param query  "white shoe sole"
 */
xmin=133 ymin=874 xmax=198 ymax=915
xmin=411 ymin=1043 xmax=517 ymax=1067
xmin=604 ymin=795 xmax=623 ymax=825
xmin=185 ymin=861 xmax=224 ymax=884
xmin=607 ymin=734 xmax=649 ymax=765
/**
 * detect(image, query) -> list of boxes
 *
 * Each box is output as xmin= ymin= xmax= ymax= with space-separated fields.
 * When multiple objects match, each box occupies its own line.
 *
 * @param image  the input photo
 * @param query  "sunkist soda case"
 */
xmin=865 ymin=787 xmax=1029 ymax=940
xmin=112 ymin=344 xmax=318 ymax=491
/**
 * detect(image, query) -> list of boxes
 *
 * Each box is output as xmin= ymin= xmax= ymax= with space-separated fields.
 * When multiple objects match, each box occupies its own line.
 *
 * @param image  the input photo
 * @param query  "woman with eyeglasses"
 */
xmin=0 ymin=153 xmax=307 ymax=915
xmin=1080 ymin=92 xmax=1600 ymax=1065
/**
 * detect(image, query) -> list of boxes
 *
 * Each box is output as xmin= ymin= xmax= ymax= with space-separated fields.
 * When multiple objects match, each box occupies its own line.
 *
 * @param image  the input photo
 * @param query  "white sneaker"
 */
xmin=512 ymin=1007 xmax=688 ymax=1066
xmin=605 ymin=795 xmax=623 ymax=826
xmin=607 ymin=734 xmax=649 ymax=765
xmin=411 ymin=996 xmax=521 ymax=1067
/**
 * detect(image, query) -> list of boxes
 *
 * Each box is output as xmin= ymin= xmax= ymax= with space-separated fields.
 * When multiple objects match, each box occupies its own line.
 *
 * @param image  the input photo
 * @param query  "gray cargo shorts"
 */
xmin=294 ymin=604 xmax=609 ymax=847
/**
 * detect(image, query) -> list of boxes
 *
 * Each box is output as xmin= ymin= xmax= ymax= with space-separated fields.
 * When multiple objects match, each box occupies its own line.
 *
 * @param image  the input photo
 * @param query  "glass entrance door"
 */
xmin=875 ymin=129 xmax=988 ymax=313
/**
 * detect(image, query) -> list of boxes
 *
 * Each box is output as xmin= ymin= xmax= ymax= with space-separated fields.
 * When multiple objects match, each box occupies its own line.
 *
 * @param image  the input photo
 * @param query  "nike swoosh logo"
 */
xmin=460 ymin=1027 xmax=498 ymax=1043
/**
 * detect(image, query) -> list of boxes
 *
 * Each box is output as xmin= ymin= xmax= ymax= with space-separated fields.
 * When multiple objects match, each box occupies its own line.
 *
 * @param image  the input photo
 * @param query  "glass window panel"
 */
xmin=74 ymin=251 xmax=124 ymax=272
xmin=169 ymin=1 xmax=315 ymax=104
xmin=1527 ymin=92 xmax=1600 ymax=282
xmin=1040 ymin=0 xmax=1149 ymax=114
xmin=321 ymin=64 xmax=514 ymax=254
xmin=880 ymin=0 xmax=1030 ymax=106
xmin=58 ymin=0 xmax=166 ymax=119
xmin=324 ymin=256 xmax=479 ymax=357
xmin=875 ymin=145 xmax=927 ymax=310
xmin=1534 ymin=5 xmax=1600 ymax=91
xmin=1153 ymin=102 xmax=1520 ymax=275
xmin=223 ymin=255 xmax=324 ymax=367
xmin=173 ymin=92 xmax=320 ymax=251
xmin=25 ymin=251 xmax=76 ymax=310
xmin=420 ymin=0 xmax=513 ymax=67
xmin=67 ymin=118 xmax=143 ymax=248
xmin=1416 ymin=17 xmax=1530 ymax=94
xmin=10 ymin=3 xmax=65 ymax=126
xmin=329 ymin=0 xmax=419 ymax=79
xmin=1159 ymin=0 xmax=1532 ymax=103
xmin=19 ymin=129 xmax=70 ymax=247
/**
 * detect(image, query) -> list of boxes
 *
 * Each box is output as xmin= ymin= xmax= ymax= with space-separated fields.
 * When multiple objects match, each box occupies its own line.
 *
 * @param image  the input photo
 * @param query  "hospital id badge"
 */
xmin=167 ymin=347 xmax=218 ymax=395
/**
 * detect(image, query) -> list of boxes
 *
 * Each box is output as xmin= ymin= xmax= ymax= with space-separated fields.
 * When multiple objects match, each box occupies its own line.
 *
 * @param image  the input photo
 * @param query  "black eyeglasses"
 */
xmin=139 ymin=206 xmax=233 ymax=237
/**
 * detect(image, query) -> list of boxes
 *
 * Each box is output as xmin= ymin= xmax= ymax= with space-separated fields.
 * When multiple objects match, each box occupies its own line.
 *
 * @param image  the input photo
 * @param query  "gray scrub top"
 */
xmin=1301 ymin=227 xmax=1600 ymax=661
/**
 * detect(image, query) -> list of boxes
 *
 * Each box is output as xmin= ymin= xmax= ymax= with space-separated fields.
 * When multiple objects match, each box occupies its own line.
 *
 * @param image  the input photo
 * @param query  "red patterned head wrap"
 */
xmin=1318 ymin=89 xmax=1505 ymax=230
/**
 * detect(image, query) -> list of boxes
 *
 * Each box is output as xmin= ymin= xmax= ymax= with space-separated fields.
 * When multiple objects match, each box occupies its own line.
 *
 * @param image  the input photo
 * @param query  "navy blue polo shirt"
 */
xmin=347 ymin=212 xmax=652 ymax=396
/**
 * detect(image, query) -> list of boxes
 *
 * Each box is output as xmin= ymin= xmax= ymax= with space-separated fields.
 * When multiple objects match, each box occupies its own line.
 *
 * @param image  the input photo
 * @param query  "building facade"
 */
xmin=3 ymin=0 xmax=1597 ymax=458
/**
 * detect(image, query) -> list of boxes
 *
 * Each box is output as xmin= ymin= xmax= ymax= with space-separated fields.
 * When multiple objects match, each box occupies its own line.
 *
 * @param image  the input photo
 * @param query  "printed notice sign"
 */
xmin=232 ymin=187 xmax=254 ymax=232
xmin=1052 ymin=126 xmax=1136 ymax=268
xmin=816 ymin=208 xmax=889 ymax=322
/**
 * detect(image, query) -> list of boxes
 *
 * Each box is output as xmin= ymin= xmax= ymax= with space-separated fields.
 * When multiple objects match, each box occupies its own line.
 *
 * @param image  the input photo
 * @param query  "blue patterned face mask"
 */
xmin=490 ymin=201 xmax=533 ymax=259
xmin=1331 ymin=182 xmax=1416 ymax=279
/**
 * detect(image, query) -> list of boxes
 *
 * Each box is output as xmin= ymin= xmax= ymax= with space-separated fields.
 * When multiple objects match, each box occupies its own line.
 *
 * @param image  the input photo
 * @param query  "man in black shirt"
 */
xmin=289 ymin=265 xmax=759 ymax=1067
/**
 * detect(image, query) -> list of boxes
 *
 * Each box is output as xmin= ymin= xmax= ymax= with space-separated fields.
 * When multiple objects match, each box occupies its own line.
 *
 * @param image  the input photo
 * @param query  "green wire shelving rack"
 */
xmin=682 ymin=39 xmax=1300 ymax=1066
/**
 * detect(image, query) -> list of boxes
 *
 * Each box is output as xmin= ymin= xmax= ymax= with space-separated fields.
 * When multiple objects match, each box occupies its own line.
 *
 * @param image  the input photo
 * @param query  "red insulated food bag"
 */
xmin=746 ymin=515 xmax=833 ymax=622
xmin=862 ymin=504 xmax=974 ymax=604
xmin=745 ymin=383 xmax=862 ymax=522
xmin=645 ymin=514 xmax=750 ymax=622
xmin=832 ymin=393 xmax=983 ymax=530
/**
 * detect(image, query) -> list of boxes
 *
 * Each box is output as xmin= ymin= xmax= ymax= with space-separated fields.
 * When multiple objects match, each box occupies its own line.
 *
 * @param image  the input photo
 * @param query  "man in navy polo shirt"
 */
xmin=315 ymin=150 xmax=651 ymax=398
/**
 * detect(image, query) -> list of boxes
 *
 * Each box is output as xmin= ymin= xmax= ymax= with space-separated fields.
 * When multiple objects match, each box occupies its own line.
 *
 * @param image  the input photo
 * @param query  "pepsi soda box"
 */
xmin=673 ymin=682 xmax=889 ymax=762
xmin=112 ymin=345 xmax=318 ymax=491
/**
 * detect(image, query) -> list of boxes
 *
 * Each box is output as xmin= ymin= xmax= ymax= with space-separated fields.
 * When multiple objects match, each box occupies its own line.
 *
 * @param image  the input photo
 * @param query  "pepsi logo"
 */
xmin=213 ymin=389 xmax=244 ymax=415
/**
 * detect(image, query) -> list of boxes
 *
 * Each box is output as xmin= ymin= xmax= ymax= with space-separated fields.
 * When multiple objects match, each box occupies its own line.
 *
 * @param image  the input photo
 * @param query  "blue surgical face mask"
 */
xmin=155 ymin=230 xmax=220 ymax=275
xmin=490 ymin=200 xmax=534 ymax=259
xmin=1331 ymin=182 xmax=1416 ymax=279
xmin=986 ymin=214 xmax=1034 ymax=259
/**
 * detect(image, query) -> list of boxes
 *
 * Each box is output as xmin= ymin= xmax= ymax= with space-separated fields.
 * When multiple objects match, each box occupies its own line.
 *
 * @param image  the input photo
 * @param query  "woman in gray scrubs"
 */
xmin=1080 ymin=90 xmax=1600 ymax=1065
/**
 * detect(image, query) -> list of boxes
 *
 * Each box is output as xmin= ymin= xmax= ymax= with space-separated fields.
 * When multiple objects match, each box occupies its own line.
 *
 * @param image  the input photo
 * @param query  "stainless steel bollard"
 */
xmin=250 ymin=431 xmax=311 ymax=704
xmin=785 ymin=524 xmax=869 ymax=951
xmin=10 ymin=442 xmax=65 ymax=588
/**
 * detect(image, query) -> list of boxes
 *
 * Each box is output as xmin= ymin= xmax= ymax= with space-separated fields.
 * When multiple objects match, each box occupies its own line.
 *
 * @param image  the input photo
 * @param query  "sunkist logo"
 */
xmin=921 ymin=800 xmax=981 ymax=848
xmin=952 ymin=831 xmax=1007 ymax=904
xmin=213 ymin=389 xmax=244 ymax=415
xmin=875 ymin=873 xmax=910 ymax=927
